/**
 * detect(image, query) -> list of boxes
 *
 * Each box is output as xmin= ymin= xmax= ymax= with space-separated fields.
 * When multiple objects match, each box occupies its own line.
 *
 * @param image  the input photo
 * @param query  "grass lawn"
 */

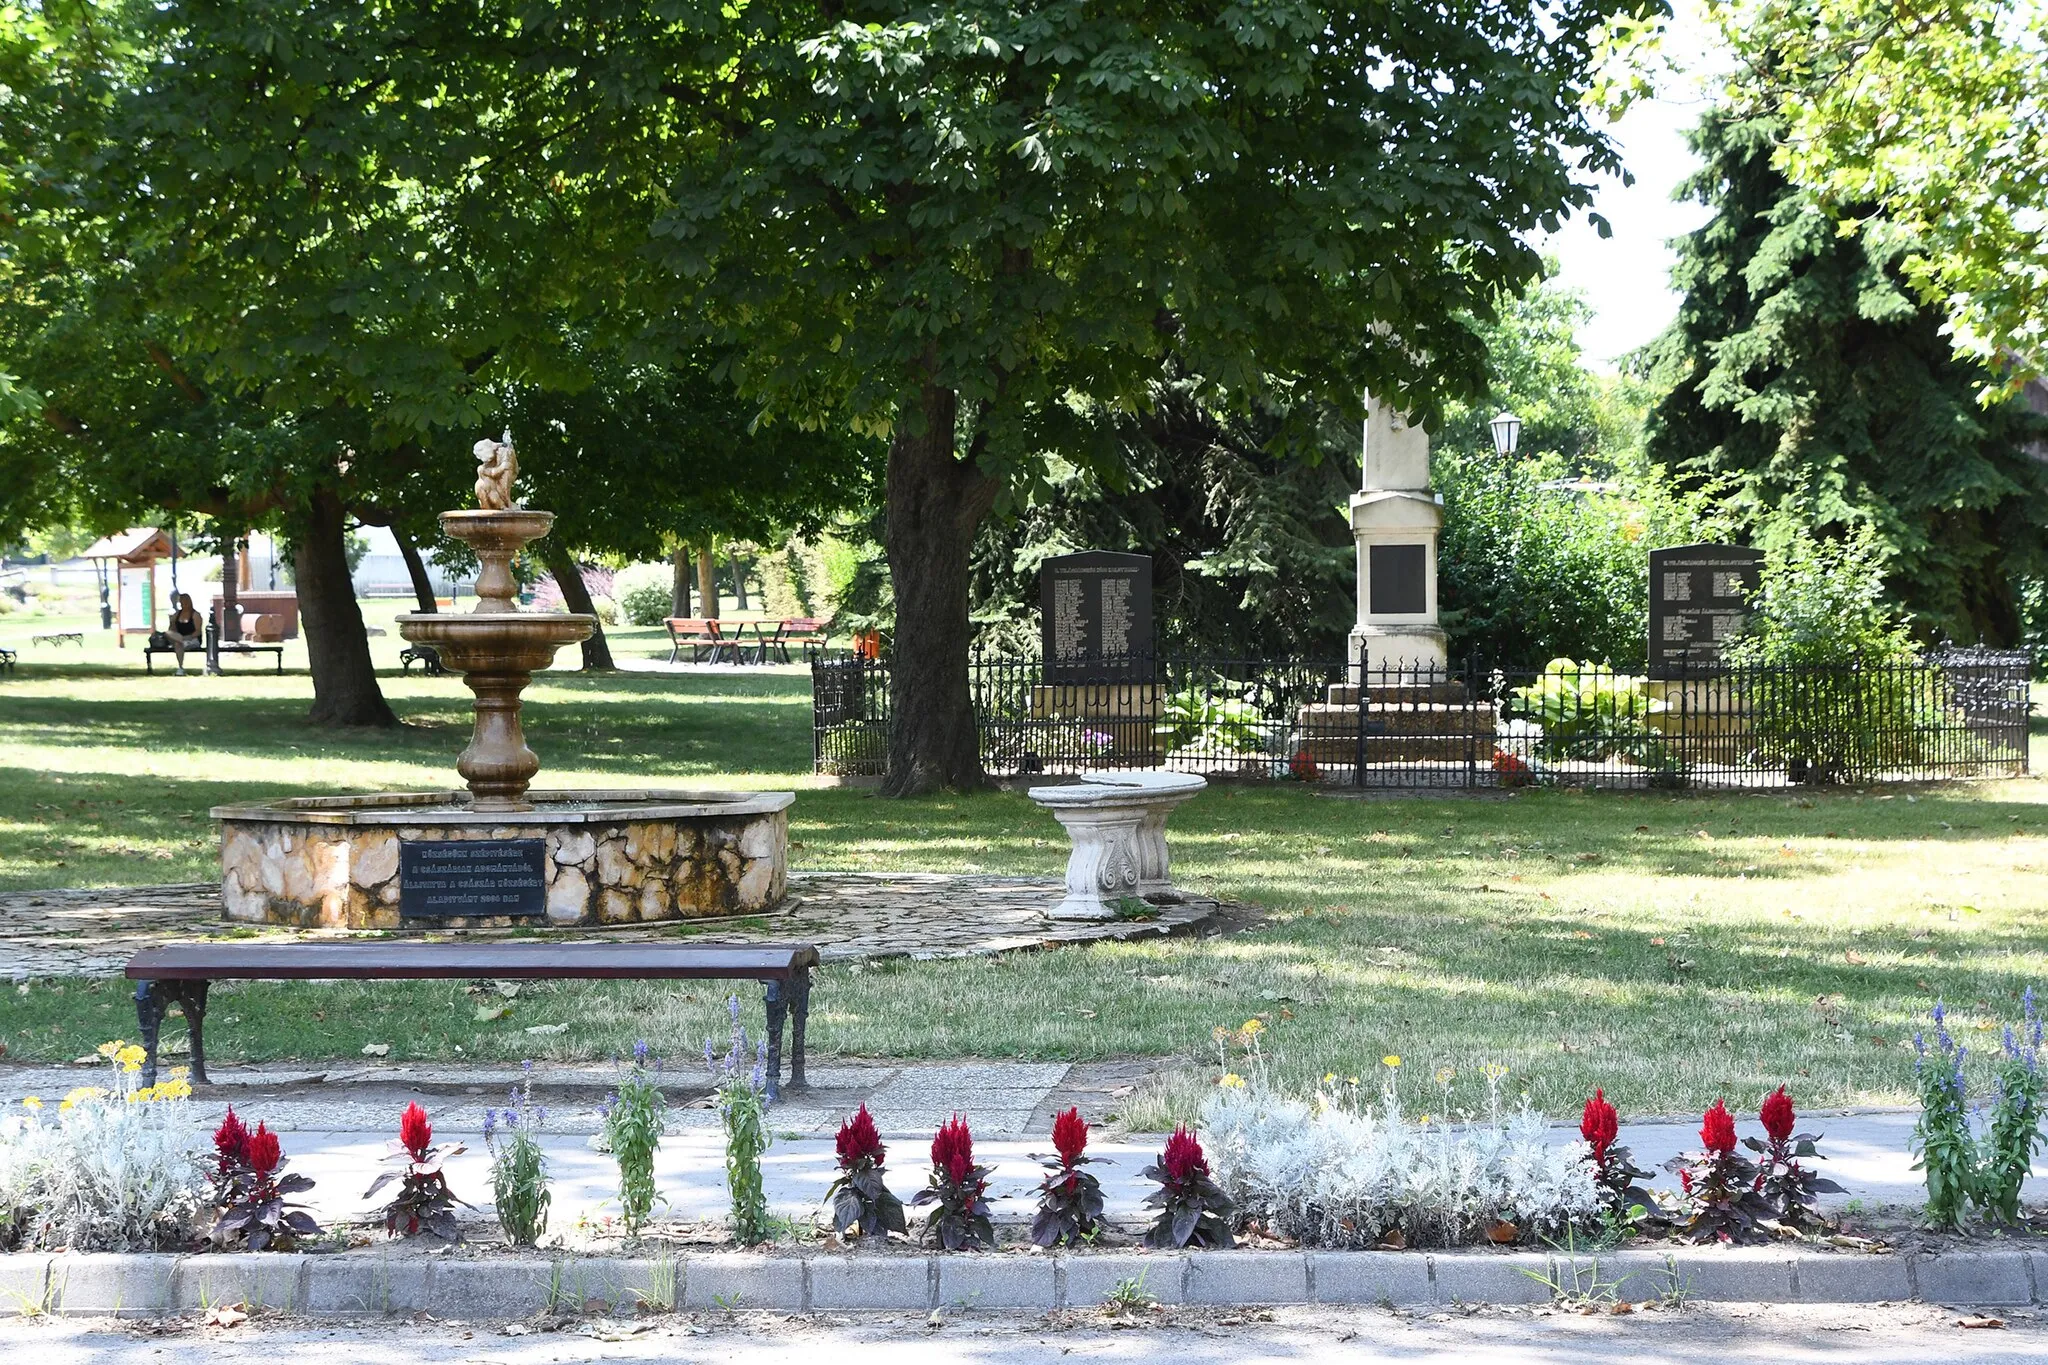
xmin=3 ymin=620 xmax=2046 ymax=1129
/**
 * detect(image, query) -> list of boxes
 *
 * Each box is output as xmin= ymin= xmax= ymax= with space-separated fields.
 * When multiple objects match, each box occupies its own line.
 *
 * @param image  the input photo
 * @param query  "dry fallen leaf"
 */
xmin=1957 ymin=1317 xmax=2006 ymax=1330
xmin=1484 ymin=1220 xmax=1518 ymax=1244
xmin=1378 ymin=1228 xmax=1407 ymax=1250
xmin=202 ymin=1304 xmax=247 ymax=1329
xmin=361 ymin=1043 xmax=391 ymax=1057
xmin=525 ymin=1023 xmax=569 ymax=1036
xmin=474 ymin=1005 xmax=512 ymax=1023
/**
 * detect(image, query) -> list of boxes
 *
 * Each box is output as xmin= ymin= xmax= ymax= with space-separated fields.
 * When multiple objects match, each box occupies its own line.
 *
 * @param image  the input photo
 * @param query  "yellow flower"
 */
xmin=21 ymin=1096 xmax=42 ymax=1111
xmin=1419 ymin=1114 xmax=1432 ymax=1125
xmin=95 ymin=1040 xmax=124 ymax=1059
xmin=1322 ymin=1072 xmax=1338 ymax=1085
xmin=1382 ymin=1055 xmax=1402 ymax=1068
xmin=1435 ymin=1067 xmax=1456 ymax=1086
xmin=115 ymin=1044 xmax=147 ymax=1072
xmin=1242 ymin=1019 xmax=1265 ymax=1037
xmin=1219 ymin=1073 xmax=1246 ymax=1089
xmin=58 ymin=1085 xmax=107 ymax=1112
xmin=1346 ymin=1076 xmax=1360 ymax=1087
xmin=1483 ymin=1061 xmax=1511 ymax=1082
xmin=168 ymin=1067 xmax=190 ymax=1083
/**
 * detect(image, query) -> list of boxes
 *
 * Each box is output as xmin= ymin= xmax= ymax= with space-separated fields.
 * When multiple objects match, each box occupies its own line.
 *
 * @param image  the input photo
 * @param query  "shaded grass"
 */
xmin=3 ymin=652 xmax=2047 ymax=1129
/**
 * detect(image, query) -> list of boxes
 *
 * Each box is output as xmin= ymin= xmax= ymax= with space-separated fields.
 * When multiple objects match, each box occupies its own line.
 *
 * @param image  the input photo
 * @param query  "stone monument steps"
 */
xmin=1324 ymin=681 xmax=1472 ymax=707
xmin=1298 ymin=733 xmax=1493 ymax=764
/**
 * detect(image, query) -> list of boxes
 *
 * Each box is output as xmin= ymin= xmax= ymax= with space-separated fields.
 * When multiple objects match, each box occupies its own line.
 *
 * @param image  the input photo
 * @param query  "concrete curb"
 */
xmin=3 ymin=1245 xmax=2040 ymax=1317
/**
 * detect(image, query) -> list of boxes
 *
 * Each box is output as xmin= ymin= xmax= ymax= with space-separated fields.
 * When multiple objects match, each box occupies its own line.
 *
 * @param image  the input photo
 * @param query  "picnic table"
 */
xmin=666 ymin=617 xmax=830 ymax=665
xmin=126 ymin=940 xmax=818 ymax=1099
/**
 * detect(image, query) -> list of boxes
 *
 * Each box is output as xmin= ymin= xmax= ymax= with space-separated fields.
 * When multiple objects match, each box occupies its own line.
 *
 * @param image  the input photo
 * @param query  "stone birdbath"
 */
xmin=1027 ymin=771 xmax=1207 ymax=919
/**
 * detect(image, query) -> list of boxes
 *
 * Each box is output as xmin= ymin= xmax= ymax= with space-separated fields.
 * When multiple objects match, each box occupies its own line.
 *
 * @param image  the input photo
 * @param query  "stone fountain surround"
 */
xmin=216 ymin=789 xmax=792 ymax=930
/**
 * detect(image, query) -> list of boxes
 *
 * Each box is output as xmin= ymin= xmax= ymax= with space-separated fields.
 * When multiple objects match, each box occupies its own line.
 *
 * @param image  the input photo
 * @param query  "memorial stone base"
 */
xmin=215 ymin=790 xmax=791 ymax=929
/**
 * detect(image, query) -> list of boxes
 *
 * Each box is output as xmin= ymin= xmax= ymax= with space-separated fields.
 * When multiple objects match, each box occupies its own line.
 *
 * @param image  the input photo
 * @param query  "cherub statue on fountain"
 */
xmin=473 ymin=431 xmax=519 ymax=510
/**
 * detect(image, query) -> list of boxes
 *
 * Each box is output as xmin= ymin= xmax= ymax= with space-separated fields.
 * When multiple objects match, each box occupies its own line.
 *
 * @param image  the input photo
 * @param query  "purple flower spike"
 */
xmin=633 ymin=1039 xmax=652 ymax=1065
xmin=483 ymin=1108 xmax=498 ymax=1137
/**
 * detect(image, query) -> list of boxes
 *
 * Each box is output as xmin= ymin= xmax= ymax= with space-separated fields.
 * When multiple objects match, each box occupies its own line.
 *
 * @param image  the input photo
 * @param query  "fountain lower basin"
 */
xmin=215 ymin=789 xmax=793 ymax=929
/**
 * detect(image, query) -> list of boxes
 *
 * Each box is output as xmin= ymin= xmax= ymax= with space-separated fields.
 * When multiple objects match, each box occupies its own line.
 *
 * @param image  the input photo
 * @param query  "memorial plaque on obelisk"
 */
xmin=1648 ymin=543 xmax=1763 ymax=677
xmin=1041 ymin=551 xmax=1153 ymax=683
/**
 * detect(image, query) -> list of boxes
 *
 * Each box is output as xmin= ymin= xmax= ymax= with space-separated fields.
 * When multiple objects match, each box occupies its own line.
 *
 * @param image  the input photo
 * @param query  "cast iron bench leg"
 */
xmin=789 ymin=969 xmax=810 ymax=1091
xmin=133 ymin=979 xmax=211 ymax=1087
xmin=762 ymin=980 xmax=786 ymax=1103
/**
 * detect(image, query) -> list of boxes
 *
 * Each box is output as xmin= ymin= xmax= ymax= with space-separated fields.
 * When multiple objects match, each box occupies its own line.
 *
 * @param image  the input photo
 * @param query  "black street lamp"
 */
xmin=1489 ymin=410 xmax=1523 ymax=458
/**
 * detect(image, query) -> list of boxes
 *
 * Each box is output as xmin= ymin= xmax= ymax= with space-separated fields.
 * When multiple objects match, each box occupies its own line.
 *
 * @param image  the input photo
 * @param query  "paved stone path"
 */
xmin=0 ymin=873 xmax=1225 ymax=979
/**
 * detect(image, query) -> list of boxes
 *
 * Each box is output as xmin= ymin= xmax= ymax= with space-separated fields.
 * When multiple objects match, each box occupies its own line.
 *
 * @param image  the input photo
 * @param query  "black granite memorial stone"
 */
xmin=399 ymin=838 xmax=548 ymax=920
xmin=1040 ymin=551 xmax=1154 ymax=682
xmin=1648 ymin=543 xmax=1763 ymax=677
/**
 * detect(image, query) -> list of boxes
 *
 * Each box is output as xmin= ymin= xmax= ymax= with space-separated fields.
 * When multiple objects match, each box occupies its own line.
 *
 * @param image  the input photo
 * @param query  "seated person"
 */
xmin=166 ymin=593 xmax=204 ymax=674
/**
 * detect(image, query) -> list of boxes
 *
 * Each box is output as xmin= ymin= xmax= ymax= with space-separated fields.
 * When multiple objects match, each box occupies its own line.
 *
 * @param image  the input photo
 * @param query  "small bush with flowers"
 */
xmin=1579 ymin=1088 xmax=1656 ymax=1224
xmin=914 ymin=1115 xmax=993 ymax=1250
xmin=824 ymin=1104 xmax=905 ymax=1240
xmin=1203 ymin=1040 xmax=1594 ymax=1249
xmin=600 ymin=1040 xmax=668 ymax=1236
xmin=1031 ymin=1106 xmax=1105 ymax=1247
xmin=209 ymin=1111 xmax=320 ymax=1250
xmin=1912 ymin=991 xmax=2048 ymax=1229
xmin=366 ymin=1102 xmax=467 ymax=1241
xmin=1141 ymin=1124 xmax=1234 ymax=1249
xmin=483 ymin=1063 xmax=550 ymax=1247
xmin=0 ymin=1041 xmax=204 ymax=1251
xmin=1746 ymin=1086 xmax=1842 ymax=1231
xmin=705 ymin=998 xmax=773 ymax=1245
xmin=1661 ymin=1099 xmax=1774 ymax=1244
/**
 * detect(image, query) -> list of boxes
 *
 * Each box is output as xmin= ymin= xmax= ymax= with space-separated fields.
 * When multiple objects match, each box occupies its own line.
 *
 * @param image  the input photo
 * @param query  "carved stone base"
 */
xmin=1027 ymin=773 xmax=1207 ymax=920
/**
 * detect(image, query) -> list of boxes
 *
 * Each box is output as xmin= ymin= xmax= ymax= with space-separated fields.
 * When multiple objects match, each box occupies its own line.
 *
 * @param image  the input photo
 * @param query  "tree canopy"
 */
xmin=1645 ymin=109 xmax=2048 ymax=646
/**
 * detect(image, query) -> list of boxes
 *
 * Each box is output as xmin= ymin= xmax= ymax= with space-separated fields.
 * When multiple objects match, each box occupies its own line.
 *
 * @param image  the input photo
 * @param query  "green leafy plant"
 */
xmin=1746 ymin=1086 xmax=1844 ymax=1231
xmin=208 ymin=1115 xmax=319 ymax=1251
xmin=614 ymin=562 xmax=676 ymax=627
xmin=365 ymin=1102 xmax=466 ymax=1242
xmin=705 ymin=996 xmax=772 ymax=1246
xmin=1156 ymin=684 xmax=1265 ymax=754
xmin=823 ymin=1104 xmax=905 ymax=1240
xmin=601 ymin=1042 xmax=667 ymax=1237
xmin=1980 ymin=990 xmax=2047 ymax=1225
xmin=913 ymin=1116 xmax=993 ymax=1251
xmin=1141 ymin=1125 xmax=1234 ymax=1249
xmin=1911 ymin=1001 xmax=1977 ymax=1230
xmin=1660 ymin=1100 xmax=1773 ymax=1244
xmin=483 ymin=1062 xmax=551 ymax=1247
xmin=1511 ymin=659 xmax=1660 ymax=761
xmin=1031 ymin=1107 xmax=1105 ymax=1248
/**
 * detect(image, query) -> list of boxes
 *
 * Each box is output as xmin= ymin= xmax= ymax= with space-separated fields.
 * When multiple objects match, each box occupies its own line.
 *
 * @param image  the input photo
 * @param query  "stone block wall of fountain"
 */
xmin=214 ymin=436 xmax=795 ymax=930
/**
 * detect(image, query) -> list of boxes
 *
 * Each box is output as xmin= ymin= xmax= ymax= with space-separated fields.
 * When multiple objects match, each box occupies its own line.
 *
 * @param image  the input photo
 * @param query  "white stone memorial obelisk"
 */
xmin=1348 ymin=397 xmax=1448 ymax=677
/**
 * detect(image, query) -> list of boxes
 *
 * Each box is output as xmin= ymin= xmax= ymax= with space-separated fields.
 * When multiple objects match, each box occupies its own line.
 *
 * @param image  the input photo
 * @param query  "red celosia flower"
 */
xmin=1580 ymin=1089 xmax=1618 ymax=1162
xmin=1289 ymin=750 xmax=1319 ymax=781
xmin=932 ymin=1115 xmax=975 ymax=1186
xmin=1760 ymin=1086 xmax=1795 ymax=1144
xmin=1700 ymin=1099 xmax=1737 ymax=1154
xmin=399 ymin=1101 xmax=433 ymax=1158
xmin=1162 ymin=1125 xmax=1208 ymax=1183
xmin=245 ymin=1122 xmax=281 ymax=1175
xmin=1679 ymin=1167 xmax=1694 ymax=1194
xmin=214 ymin=1107 xmax=250 ymax=1164
xmin=1052 ymin=1107 xmax=1089 ymax=1169
xmin=836 ymin=1104 xmax=885 ymax=1169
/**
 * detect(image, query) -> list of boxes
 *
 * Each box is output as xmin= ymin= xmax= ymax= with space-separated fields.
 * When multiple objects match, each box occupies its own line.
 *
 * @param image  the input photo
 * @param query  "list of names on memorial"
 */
xmin=1039 ymin=551 xmax=1154 ymax=682
xmin=1647 ymin=544 xmax=1763 ymax=676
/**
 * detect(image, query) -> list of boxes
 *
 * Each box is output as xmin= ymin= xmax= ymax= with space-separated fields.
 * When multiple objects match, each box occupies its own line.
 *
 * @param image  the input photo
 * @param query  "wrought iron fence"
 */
xmin=811 ymin=648 xmax=2032 ymax=789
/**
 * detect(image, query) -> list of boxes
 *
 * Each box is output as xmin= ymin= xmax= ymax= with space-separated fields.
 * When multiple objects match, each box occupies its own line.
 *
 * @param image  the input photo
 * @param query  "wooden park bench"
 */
xmin=777 ymin=617 xmax=831 ymax=663
xmin=125 ymin=941 xmax=818 ymax=1099
xmin=144 ymin=639 xmax=284 ymax=673
xmin=664 ymin=617 xmax=734 ymax=664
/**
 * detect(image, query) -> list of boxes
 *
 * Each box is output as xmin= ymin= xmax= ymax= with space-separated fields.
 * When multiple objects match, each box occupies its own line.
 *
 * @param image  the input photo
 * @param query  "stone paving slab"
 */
xmin=0 ymin=873 xmax=1225 ymax=978
xmin=3 ymin=1245 xmax=2033 ymax=1317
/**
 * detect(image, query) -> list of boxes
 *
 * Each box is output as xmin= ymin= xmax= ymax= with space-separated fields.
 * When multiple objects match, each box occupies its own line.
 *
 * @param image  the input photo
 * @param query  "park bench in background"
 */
xmin=401 ymin=644 xmax=447 ymax=674
xmin=31 ymin=631 xmax=83 ymax=647
xmin=125 ymin=941 xmax=818 ymax=1099
xmin=0 ymin=647 xmax=13 ymax=674
xmin=665 ymin=616 xmax=732 ymax=664
xmin=777 ymin=617 xmax=830 ymax=662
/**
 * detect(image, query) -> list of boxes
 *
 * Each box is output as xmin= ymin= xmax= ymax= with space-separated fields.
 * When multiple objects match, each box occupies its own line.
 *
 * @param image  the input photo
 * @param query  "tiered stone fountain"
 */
xmin=213 ymin=435 xmax=792 ymax=929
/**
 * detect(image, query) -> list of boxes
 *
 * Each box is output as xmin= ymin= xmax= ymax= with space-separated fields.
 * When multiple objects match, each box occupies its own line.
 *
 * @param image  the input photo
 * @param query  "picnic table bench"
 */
xmin=31 ymin=631 xmax=82 ymax=647
xmin=665 ymin=616 xmax=732 ymax=664
xmin=125 ymin=941 xmax=817 ymax=1098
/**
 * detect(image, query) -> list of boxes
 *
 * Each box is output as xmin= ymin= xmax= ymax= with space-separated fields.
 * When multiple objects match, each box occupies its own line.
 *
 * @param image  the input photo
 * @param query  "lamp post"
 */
xmin=1489 ymin=410 xmax=1522 ymax=458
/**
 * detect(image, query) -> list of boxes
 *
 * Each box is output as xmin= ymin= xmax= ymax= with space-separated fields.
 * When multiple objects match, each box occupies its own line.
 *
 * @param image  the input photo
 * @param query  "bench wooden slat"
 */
xmin=126 ymin=941 xmax=818 ymax=982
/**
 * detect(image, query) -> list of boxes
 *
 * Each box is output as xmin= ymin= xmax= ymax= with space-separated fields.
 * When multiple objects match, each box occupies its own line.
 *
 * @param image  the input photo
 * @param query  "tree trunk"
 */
xmin=542 ymin=543 xmax=615 ymax=671
xmin=220 ymin=542 xmax=242 ymax=642
xmin=881 ymin=382 xmax=998 ymax=795
xmin=670 ymin=546 xmax=692 ymax=618
xmin=696 ymin=547 xmax=719 ymax=620
xmin=395 ymin=529 xmax=437 ymax=614
xmin=295 ymin=491 xmax=397 ymax=727
xmin=731 ymin=547 xmax=750 ymax=610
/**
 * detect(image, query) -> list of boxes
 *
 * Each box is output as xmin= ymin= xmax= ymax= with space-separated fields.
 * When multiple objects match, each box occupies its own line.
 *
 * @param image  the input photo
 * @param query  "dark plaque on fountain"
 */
xmin=1648 ymin=543 xmax=1763 ymax=677
xmin=1041 ymin=551 xmax=1153 ymax=683
xmin=399 ymin=838 xmax=548 ymax=919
